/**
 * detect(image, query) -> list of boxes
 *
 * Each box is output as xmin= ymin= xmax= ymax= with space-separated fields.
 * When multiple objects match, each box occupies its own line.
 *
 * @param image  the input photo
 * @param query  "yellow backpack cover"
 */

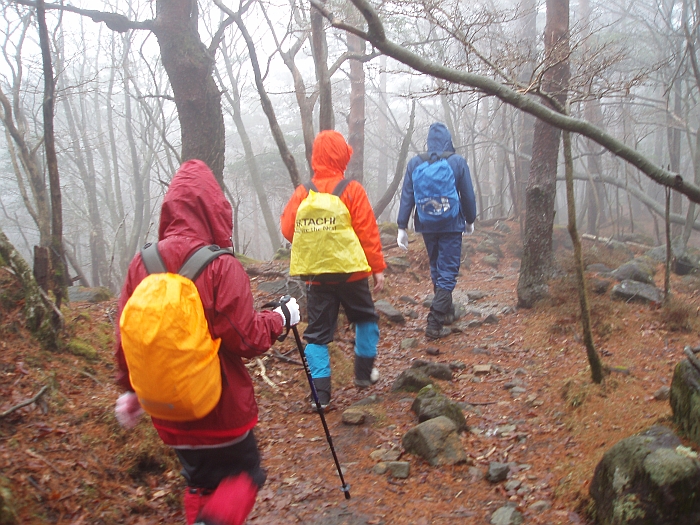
xmin=120 ymin=244 xmax=230 ymax=421
xmin=290 ymin=179 xmax=371 ymax=279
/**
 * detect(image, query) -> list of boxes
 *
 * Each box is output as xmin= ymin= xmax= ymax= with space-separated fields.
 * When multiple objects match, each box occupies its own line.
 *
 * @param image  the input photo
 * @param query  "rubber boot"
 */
xmin=354 ymin=356 xmax=379 ymax=388
xmin=311 ymin=376 xmax=331 ymax=410
xmin=426 ymin=288 xmax=452 ymax=339
xmin=195 ymin=473 xmax=258 ymax=525
xmin=354 ymin=322 xmax=379 ymax=387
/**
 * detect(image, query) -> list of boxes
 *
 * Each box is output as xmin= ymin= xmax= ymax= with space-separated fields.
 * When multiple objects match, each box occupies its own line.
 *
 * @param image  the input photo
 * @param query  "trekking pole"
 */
xmin=270 ymin=296 xmax=351 ymax=500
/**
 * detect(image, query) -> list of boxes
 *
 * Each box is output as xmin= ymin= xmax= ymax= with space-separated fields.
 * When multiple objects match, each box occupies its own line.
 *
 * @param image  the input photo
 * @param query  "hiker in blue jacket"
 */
xmin=396 ymin=122 xmax=477 ymax=339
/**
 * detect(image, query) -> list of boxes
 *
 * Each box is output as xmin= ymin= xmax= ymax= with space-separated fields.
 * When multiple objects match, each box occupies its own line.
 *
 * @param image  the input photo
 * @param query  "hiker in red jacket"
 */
xmin=114 ymin=159 xmax=299 ymax=525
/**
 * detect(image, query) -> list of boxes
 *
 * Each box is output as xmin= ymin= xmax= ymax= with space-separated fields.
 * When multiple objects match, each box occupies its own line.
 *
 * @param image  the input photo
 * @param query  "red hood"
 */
xmin=158 ymin=160 xmax=233 ymax=249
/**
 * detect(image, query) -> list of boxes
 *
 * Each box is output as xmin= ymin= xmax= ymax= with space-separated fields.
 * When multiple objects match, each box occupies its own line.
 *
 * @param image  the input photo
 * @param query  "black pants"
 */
xmin=303 ymin=278 xmax=379 ymax=345
xmin=174 ymin=431 xmax=266 ymax=490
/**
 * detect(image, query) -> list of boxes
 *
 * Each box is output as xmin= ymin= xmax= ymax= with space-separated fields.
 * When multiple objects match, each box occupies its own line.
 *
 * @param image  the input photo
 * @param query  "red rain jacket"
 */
xmin=115 ymin=160 xmax=284 ymax=447
xmin=280 ymin=130 xmax=386 ymax=280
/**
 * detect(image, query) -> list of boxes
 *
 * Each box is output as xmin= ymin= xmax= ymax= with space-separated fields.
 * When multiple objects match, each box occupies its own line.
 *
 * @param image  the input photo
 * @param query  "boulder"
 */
xmin=590 ymin=425 xmax=700 ymax=525
xmin=612 ymin=258 xmax=655 ymax=284
xmin=391 ymin=368 xmax=433 ymax=392
xmin=401 ymin=416 xmax=468 ymax=466
xmin=411 ymin=385 xmax=467 ymax=431
xmin=374 ymin=299 xmax=406 ymax=323
xmin=670 ymin=358 xmax=700 ymax=447
xmin=611 ymin=280 xmax=663 ymax=305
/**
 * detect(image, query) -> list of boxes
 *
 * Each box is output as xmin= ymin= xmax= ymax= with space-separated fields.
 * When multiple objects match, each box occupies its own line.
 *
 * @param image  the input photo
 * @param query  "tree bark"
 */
xmin=563 ymin=130 xmax=604 ymax=383
xmin=517 ymin=0 xmax=570 ymax=308
xmin=152 ymin=0 xmax=225 ymax=185
xmin=37 ymin=0 xmax=68 ymax=307
xmin=346 ymin=32 xmax=366 ymax=182
xmin=311 ymin=0 xmax=334 ymax=131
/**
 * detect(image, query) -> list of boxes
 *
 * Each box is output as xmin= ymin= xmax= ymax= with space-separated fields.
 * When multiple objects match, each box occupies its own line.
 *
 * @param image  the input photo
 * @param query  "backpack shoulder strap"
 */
xmin=332 ymin=178 xmax=352 ymax=197
xmin=178 ymin=245 xmax=233 ymax=281
xmin=419 ymin=153 xmax=431 ymax=162
xmin=304 ymin=181 xmax=318 ymax=193
xmin=141 ymin=243 xmax=167 ymax=275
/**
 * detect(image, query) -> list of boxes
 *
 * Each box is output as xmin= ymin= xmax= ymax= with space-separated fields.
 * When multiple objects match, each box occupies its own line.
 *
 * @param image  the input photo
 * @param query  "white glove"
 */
xmin=464 ymin=223 xmax=474 ymax=235
xmin=274 ymin=296 xmax=300 ymax=328
xmin=115 ymin=392 xmax=144 ymax=429
xmin=397 ymin=229 xmax=409 ymax=250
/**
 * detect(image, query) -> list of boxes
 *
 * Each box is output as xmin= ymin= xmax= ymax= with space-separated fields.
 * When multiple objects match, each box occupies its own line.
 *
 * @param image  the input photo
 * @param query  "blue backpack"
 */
xmin=412 ymin=152 xmax=459 ymax=224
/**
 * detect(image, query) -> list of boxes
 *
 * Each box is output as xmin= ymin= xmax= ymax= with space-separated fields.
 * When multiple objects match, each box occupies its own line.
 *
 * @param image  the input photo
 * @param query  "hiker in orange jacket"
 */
xmin=114 ymin=160 xmax=300 ymax=525
xmin=281 ymin=130 xmax=387 ymax=409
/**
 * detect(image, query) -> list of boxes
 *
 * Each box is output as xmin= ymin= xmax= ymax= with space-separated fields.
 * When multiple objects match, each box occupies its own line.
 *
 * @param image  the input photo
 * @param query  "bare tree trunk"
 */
xmin=311 ymin=0 xmax=334 ymax=131
xmin=37 ymin=0 xmax=68 ymax=308
xmin=668 ymin=80 xmax=683 ymax=238
xmin=515 ymin=0 xmax=537 ymax=222
xmin=563 ymin=130 xmax=604 ymax=383
xmin=517 ymin=0 xmax=570 ymax=308
xmin=152 ymin=0 xmax=225 ymax=184
xmin=346 ymin=32 xmax=365 ymax=182
xmin=377 ymin=56 xmax=389 ymax=219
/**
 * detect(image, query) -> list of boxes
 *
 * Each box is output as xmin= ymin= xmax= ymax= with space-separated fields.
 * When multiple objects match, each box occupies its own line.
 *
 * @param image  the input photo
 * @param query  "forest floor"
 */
xmin=2 ymin=220 xmax=700 ymax=525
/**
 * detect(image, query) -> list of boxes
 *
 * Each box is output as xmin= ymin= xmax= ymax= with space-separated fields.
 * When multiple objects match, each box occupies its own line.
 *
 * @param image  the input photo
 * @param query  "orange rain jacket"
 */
xmin=281 ymin=130 xmax=386 ymax=281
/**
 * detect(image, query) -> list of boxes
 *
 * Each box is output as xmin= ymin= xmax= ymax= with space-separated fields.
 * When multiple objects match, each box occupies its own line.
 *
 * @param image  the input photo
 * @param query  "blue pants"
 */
xmin=422 ymin=231 xmax=462 ymax=292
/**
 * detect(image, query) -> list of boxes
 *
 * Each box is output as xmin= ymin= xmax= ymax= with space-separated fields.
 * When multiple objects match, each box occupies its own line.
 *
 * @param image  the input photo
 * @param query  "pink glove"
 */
xmin=115 ymin=392 xmax=144 ymax=429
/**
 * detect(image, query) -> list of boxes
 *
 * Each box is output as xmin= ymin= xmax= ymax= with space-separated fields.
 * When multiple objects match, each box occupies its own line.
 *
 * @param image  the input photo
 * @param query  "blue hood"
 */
xmin=426 ymin=122 xmax=455 ymax=154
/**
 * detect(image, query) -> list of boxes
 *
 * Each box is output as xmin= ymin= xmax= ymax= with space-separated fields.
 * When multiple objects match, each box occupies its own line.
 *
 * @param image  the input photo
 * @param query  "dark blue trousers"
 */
xmin=421 ymin=231 xmax=462 ymax=292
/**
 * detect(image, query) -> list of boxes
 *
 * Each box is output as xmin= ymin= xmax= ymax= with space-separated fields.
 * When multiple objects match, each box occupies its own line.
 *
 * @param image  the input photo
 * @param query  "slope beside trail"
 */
xmin=1 ymin=221 xmax=698 ymax=524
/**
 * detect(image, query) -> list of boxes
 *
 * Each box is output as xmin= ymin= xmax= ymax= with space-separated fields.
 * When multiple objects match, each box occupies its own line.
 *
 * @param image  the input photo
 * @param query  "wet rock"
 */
xmin=392 ymin=368 xmax=433 ymax=392
xmin=385 ymin=256 xmax=411 ymax=273
xmin=341 ymin=408 xmax=366 ymax=425
xmin=490 ymin=506 xmax=523 ymax=525
xmin=671 ymin=359 xmax=700 ymax=446
xmin=399 ymin=295 xmax=418 ymax=305
xmin=402 ymin=416 xmax=468 ymax=466
xmin=411 ymin=385 xmax=467 ymax=431
xmin=612 ymin=257 xmax=656 ymax=284
xmin=425 ymin=347 xmax=440 ymax=356
xmin=400 ymin=338 xmax=418 ymax=350
xmin=411 ymin=360 xmax=453 ymax=381
xmin=374 ymin=299 xmax=406 ymax=323
xmin=487 ymin=462 xmax=510 ymax=483
xmin=385 ymin=461 xmax=410 ymax=479
xmin=590 ymin=425 xmax=700 ymax=525
xmin=467 ymin=290 xmax=488 ymax=301
xmin=611 ymin=280 xmax=663 ymax=305
xmin=528 ymin=500 xmax=551 ymax=513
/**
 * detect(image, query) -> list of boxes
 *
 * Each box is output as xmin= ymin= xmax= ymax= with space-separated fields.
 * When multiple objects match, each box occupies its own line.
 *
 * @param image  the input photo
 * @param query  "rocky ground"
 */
xmin=1 ymin=220 xmax=699 ymax=524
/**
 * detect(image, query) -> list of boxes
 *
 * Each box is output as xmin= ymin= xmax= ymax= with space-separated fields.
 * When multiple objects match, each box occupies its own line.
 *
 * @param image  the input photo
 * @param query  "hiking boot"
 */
xmin=425 ymin=326 xmax=452 ymax=339
xmin=311 ymin=377 xmax=331 ymax=411
xmin=443 ymin=303 xmax=465 ymax=325
xmin=354 ymin=356 xmax=379 ymax=388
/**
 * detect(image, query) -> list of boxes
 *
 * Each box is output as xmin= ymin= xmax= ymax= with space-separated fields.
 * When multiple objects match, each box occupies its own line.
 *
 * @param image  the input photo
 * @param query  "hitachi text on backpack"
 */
xmin=289 ymin=179 xmax=370 ymax=279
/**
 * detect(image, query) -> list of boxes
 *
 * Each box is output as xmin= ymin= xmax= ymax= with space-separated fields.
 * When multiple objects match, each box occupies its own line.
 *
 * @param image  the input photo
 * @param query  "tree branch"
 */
xmin=309 ymin=0 xmax=700 ymax=205
xmin=7 ymin=0 xmax=153 ymax=32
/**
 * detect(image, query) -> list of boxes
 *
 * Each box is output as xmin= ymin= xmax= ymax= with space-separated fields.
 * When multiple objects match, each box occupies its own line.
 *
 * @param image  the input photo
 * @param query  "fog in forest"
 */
xmin=0 ymin=0 xmax=698 ymax=294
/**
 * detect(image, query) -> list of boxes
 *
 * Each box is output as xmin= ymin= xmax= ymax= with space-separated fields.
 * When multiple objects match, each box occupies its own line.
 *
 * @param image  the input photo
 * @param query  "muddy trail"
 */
xmin=1 ymin=221 xmax=698 ymax=524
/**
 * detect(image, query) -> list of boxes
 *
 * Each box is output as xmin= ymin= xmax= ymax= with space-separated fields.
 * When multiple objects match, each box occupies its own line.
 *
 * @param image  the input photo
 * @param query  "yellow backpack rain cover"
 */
xmin=290 ymin=179 xmax=371 ymax=278
xmin=120 ymin=244 xmax=230 ymax=421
